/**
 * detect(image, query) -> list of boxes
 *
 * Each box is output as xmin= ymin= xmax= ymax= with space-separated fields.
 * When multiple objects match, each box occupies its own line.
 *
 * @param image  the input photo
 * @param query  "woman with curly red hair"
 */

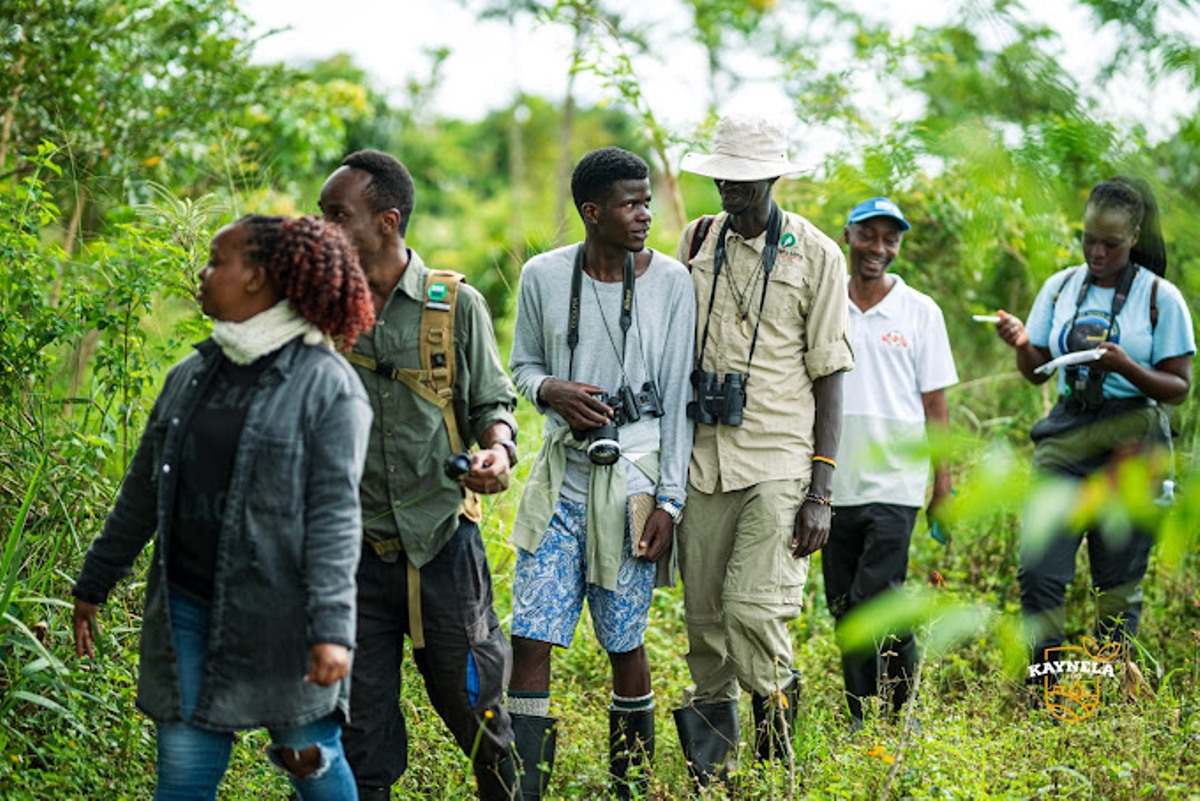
xmin=72 ymin=215 xmax=375 ymax=800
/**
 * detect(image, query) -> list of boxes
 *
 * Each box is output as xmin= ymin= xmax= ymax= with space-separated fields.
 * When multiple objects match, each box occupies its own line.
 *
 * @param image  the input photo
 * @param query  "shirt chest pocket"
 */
xmin=248 ymin=436 xmax=306 ymax=515
xmin=369 ymin=317 xmax=421 ymax=367
xmin=690 ymin=257 xmax=717 ymax=305
xmin=762 ymin=262 xmax=808 ymax=325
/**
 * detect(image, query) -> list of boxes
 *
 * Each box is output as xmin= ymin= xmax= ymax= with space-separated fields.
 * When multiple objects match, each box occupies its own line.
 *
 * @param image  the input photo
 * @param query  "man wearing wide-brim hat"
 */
xmin=671 ymin=114 xmax=854 ymax=788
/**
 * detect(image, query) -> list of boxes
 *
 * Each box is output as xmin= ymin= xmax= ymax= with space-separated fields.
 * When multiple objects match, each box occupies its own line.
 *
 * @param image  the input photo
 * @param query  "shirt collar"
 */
xmin=394 ymin=248 xmax=429 ymax=302
xmin=718 ymin=211 xmax=770 ymax=253
xmin=847 ymin=273 xmax=906 ymax=318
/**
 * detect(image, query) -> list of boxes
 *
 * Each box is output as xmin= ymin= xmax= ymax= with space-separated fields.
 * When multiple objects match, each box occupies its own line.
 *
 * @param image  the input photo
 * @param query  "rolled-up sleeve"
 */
xmin=803 ymin=247 xmax=855 ymax=379
xmin=460 ymin=288 xmax=519 ymax=445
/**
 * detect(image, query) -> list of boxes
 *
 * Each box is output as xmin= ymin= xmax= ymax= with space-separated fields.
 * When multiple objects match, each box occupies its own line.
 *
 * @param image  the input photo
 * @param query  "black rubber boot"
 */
xmin=752 ymin=672 xmax=799 ymax=762
xmin=475 ymin=750 xmax=519 ymax=801
xmin=673 ymin=701 xmax=738 ymax=791
xmin=355 ymin=786 xmax=390 ymax=801
xmin=610 ymin=708 xmax=655 ymax=799
xmin=882 ymin=634 xmax=917 ymax=718
xmin=840 ymin=648 xmax=876 ymax=726
xmin=510 ymin=712 xmax=557 ymax=800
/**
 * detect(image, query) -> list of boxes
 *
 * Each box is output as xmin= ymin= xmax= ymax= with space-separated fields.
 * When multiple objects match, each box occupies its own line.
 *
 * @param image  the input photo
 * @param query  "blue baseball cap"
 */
xmin=847 ymin=197 xmax=911 ymax=232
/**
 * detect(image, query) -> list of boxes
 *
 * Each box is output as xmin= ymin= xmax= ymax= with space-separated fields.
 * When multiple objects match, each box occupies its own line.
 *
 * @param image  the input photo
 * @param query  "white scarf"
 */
xmin=210 ymin=301 xmax=332 ymax=365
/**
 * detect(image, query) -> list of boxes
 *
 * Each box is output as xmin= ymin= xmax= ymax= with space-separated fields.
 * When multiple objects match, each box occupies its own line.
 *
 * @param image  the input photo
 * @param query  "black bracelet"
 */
xmin=804 ymin=492 xmax=832 ymax=506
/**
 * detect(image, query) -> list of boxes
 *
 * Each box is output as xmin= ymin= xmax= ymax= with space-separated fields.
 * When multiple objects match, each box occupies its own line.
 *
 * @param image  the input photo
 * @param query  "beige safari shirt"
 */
xmin=676 ymin=210 xmax=853 ymax=494
xmin=351 ymin=249 xmax=517 ymax=567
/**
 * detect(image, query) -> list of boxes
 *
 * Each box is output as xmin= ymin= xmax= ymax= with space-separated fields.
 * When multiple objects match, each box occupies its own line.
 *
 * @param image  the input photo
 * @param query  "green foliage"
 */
xmin=363 ymin=94 xmax=649 ymax=316
xmin=3 ymin=1 xmax=249 ymax=200
xmin=0 ymin=140 xmax=207 ymax=799
xmin=1 ymin=0 xmax=1199 ymax=797
xmin=0 ymin=143 xmax=64 ymax=362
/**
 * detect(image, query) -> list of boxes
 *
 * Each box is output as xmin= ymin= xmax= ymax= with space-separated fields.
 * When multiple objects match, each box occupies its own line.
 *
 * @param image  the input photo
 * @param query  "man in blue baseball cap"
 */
xmin=846 ymin=197 xmax=912 ymax=232
xmin=823 ymin=196 xmax=957 ymax=731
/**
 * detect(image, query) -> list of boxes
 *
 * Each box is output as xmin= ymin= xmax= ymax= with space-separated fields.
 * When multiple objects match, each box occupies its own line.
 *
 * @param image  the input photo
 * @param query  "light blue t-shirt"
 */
xmin=1025 ymin=265 xmax=1196 ymax=398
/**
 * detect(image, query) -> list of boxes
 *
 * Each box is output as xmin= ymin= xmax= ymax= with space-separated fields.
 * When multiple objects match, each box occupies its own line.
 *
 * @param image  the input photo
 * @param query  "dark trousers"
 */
xmin=343 ymin=518 xmax=514 ymax=789
xmin=1019 ymin=521 xmax=1153 ymax=667
xmin=823 ymin=503 xmax=919 ymax=721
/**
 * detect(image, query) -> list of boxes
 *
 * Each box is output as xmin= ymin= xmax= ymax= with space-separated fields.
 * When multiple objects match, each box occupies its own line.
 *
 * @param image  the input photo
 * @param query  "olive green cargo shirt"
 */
xmin=350 ymin=249 xmax=518 ymax=567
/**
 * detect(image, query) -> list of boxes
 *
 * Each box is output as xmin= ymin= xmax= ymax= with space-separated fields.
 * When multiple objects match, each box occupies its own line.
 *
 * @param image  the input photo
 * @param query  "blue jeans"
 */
xmin=156 ymin=590 xmax=357 ymax=800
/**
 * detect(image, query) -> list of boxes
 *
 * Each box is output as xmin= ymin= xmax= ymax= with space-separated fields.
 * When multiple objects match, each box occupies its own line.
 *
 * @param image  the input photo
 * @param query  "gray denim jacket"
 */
xmin=73 ymin=338 xmax=372 ymax=731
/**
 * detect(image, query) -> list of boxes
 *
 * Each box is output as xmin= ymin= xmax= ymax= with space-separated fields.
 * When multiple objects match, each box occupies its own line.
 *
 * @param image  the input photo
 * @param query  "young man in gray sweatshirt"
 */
xmin=506 ymin=147 xmax=696 ymax=799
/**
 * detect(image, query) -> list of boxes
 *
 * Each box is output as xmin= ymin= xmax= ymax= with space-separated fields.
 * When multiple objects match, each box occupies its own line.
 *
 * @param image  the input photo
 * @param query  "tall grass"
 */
xmin=2 ymin=145 xmax=1198 ymax=798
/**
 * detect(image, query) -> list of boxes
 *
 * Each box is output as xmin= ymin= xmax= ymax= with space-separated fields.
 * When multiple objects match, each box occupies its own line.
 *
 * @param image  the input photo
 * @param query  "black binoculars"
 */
xmin=687 ymin=370 xmax=746 ymax=426
xmin=1065 ymin=365 xmax=1106 ymax=412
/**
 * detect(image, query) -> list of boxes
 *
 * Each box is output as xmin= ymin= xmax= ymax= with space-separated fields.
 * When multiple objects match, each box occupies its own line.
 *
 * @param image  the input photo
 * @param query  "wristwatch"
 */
xmin=656 ymin=496 xmax=683 ymax=522
xmin=493 ymin=438 xmax=519 ymax=467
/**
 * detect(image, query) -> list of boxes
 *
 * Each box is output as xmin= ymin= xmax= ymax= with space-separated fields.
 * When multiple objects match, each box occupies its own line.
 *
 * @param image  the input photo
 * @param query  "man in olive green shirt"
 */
xmin=672 ymin=115 xmax=854 ymax=786
xmin=319 ymin=149 xmax=519 ymax=801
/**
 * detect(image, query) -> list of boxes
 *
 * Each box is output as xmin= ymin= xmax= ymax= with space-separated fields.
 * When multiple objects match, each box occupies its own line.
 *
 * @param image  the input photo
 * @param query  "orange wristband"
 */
xmin=812 ymin=455 xmax=837 ymax=469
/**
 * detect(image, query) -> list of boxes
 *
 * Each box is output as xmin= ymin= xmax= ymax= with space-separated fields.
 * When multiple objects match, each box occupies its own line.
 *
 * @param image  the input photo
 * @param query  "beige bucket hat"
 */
xmin=680 ymin=114 xmax=808 ymax=181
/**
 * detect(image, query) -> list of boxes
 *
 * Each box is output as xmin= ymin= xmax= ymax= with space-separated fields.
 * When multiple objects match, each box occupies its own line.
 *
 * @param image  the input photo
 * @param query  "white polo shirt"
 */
xmin=833 ymin=274 xmax=958 ymax=507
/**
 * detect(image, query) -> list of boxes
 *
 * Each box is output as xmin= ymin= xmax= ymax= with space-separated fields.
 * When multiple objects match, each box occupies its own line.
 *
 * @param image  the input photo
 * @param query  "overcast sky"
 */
xmin=239 ymin=0 xmax=822 ymax=127
xmin=239 ymin=0 xmax=1198 ymax=148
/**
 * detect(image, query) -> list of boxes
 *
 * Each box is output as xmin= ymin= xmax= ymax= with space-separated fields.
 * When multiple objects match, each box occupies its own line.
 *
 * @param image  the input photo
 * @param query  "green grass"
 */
xmin=4 ymin=399 xmax=1200 ymax=799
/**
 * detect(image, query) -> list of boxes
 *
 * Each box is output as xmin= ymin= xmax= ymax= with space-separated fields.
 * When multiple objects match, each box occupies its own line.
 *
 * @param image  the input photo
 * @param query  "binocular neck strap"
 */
xmin=568 ymin=244 xmax=635 ymax=382
xmin=1064 ymin=262 xmax=1138 ymax=405
xmin=1068 ymin=261 xmax=1137 ymax=341
xmin=695 ymin=202 xmax=783 ymax=381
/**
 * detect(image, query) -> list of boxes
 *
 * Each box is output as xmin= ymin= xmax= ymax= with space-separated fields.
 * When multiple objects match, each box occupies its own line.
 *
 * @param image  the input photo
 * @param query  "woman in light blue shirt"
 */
xmin=994 ymin=176 xmax=1194 ymax=698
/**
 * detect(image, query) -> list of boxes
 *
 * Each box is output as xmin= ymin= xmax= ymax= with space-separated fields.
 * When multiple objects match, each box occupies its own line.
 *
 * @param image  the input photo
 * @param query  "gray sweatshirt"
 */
xmin=510 ymin=244 xmax=696 ymax=505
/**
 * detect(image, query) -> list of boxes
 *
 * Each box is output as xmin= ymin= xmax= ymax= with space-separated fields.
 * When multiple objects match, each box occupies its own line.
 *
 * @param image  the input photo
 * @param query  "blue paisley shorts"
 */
xmin=512 ymin=497 xmax=655 ymax=653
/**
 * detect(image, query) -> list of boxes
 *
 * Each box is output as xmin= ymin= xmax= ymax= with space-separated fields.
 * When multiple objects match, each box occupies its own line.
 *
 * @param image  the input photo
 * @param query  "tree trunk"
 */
xmin=52 ymin=184 xmax=87 ymax=308
xmin=509 ymin=101 xmax=525 ymax=273
xmin=554 ymin=11 xmax=586 ymax=246
xmin=0 ymin=51 xmax=26 ymax=173
xmin=649 ymin=130 xmax=688 ymax=235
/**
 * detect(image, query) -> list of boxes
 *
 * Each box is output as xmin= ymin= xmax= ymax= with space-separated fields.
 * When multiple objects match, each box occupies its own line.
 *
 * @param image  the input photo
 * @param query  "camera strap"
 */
xmin=1063 ymin=261 xmax=1137 ymax=406
xmin=1067 ymin=261 xmax=1136 ymax=332
xmin=567 ymin=244 xmax=634 ymax=382
xmin=694 ymin=202 xmax=783 ymax=382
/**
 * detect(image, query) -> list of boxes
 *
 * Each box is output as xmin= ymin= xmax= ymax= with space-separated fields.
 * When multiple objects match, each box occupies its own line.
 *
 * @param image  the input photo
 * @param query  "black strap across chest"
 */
xmin=568 ymin=244 xmax=634 ymax=381
xmin=1066 ymin=261 xmax=1137 ymax=347
xmin=694 ymin=202 xmax=783 ymax=381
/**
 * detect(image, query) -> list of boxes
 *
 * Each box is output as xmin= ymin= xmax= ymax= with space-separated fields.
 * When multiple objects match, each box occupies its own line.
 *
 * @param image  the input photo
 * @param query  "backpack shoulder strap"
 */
xmin=687 ymin=215 xmax=715 ymax=266
xmin=420 ymin=270 xmax=464 ymax=401
xmin=1149 ymin=275 xmax=1160 ymax=330
xmin=345 ymin=269 xmax=468 ymax=452
xmin=419 ymin=270 xmax=468 ymax=454
xmin=419 ymin=269 xmax=481 ymax=523
xmin=1050 ymin=266 xmax=1081 ymax=307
